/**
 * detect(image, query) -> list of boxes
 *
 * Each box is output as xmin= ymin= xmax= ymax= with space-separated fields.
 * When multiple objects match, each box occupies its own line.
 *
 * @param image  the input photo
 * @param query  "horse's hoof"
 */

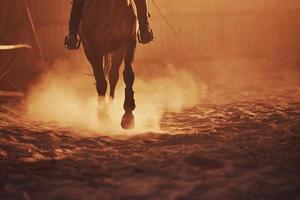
xmin=97 ymin=99 xmax=109 ymax=120
xmin=97 ymin=108 xmax=109 ymax=120
xmin=121 ymin=112 xmax=135 ymax=129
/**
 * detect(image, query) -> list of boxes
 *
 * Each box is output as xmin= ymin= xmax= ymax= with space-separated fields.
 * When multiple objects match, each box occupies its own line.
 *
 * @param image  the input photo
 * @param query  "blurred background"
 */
xmin=0 ymin=0 xmax=300 ymax=91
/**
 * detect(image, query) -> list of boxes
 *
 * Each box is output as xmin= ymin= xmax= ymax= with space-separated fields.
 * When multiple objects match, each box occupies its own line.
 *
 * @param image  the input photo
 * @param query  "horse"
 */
xmin=79 ymin=0 xmax=138 ymax=129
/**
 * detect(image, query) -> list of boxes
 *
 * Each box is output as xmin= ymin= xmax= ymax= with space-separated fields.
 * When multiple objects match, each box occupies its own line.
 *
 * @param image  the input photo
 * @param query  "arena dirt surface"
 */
xmin=0 ymin=84 xmax=299 ymax=200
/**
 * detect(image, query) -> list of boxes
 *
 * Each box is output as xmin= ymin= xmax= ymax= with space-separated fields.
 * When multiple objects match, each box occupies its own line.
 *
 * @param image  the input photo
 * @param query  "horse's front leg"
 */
xmin=121 ymin=40 xmax=136 ymax=129
xmin=109 ymin=50 xmax=125 ymax=101
xmin=93 ymin=56 xmax=109 ymax=119
xmin=83 ymin=46 xmax=108 ymax=118
xmin=93 ymin=57 xmax=107 ymax=97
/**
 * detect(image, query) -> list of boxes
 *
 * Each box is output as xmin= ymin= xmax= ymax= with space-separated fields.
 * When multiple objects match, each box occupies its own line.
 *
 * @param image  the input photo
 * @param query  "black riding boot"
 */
xmin=65 ymin=0 xmax=84 ymax=50
xmin=134 ymin=0 xmax=154 ymax=44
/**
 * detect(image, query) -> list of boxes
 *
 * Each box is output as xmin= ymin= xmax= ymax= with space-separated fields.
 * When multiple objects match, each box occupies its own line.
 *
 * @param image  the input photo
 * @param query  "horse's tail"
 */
xmin=104 ymin=53 xmax=112 ymax=78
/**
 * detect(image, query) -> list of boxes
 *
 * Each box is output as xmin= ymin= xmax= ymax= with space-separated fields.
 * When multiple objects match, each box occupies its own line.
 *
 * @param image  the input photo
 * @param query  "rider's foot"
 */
xmin=138 ymin=25 xmax=154 ymax=44
xmin=65 ymin=32 xmax=79 ymax=50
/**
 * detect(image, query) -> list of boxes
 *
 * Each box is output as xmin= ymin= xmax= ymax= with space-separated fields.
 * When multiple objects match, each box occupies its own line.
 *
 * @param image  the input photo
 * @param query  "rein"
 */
xmin=150 ymin=0 xmax=182 ymax=34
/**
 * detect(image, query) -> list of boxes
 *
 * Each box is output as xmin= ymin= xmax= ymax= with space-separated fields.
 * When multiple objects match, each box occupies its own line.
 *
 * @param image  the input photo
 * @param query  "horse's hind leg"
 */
xmin=109 ymin=49 xmax=125 ymax=100
xmin=121 ymin=40 xmax=137 ymax=129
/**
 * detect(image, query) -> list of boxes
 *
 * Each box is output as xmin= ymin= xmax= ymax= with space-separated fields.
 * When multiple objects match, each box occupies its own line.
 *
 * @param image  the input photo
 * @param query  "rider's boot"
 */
xmin=134 ymin=0 xmax=154 ymax=44
xmin=65 ymin=0 xmax=84 ymax=50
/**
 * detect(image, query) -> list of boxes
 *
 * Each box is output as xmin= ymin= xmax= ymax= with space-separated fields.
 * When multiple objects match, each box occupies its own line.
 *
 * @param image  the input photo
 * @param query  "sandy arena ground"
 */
xmin=0 ymin=84 xmax=299 ymax=200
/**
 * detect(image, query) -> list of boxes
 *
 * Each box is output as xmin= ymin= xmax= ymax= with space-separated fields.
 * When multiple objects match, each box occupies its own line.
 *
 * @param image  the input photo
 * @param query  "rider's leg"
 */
xmin=69 ymin=0 xmax=84 ymax=34
xmin=65 ymin=0 xmax=84 ymax=50
xmin=134 ymin=0 xmax=154 ymax=44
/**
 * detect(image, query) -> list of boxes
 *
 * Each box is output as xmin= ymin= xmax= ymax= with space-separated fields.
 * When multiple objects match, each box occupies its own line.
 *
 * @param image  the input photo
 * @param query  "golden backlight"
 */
xmin=0 ymin=1 xmax=300 ymax=198
xmin=11 ymin=0 xmax=299 ymax=134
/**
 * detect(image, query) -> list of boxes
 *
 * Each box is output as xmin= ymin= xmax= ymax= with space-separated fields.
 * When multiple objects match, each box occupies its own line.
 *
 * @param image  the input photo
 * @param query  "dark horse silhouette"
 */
xmin=80 ymin=0 xmax=137 ymax=129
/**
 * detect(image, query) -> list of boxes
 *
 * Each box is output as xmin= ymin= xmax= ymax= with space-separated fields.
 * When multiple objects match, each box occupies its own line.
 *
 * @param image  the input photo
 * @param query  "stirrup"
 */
xmin=138 ymin=26 xmax=154 ymax=44
xmin=64 ymin=34 xmax=81 ymax=50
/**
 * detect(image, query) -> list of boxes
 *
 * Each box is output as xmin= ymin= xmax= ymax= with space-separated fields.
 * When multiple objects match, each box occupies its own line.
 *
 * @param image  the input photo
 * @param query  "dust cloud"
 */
xmin=25 ymin=54 xmax=206 ymax=135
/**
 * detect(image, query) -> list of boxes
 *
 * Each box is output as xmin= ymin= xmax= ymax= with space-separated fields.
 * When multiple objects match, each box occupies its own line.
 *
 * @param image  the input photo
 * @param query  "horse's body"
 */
xmin=80 ymin=0 xmax=137 ymax=129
